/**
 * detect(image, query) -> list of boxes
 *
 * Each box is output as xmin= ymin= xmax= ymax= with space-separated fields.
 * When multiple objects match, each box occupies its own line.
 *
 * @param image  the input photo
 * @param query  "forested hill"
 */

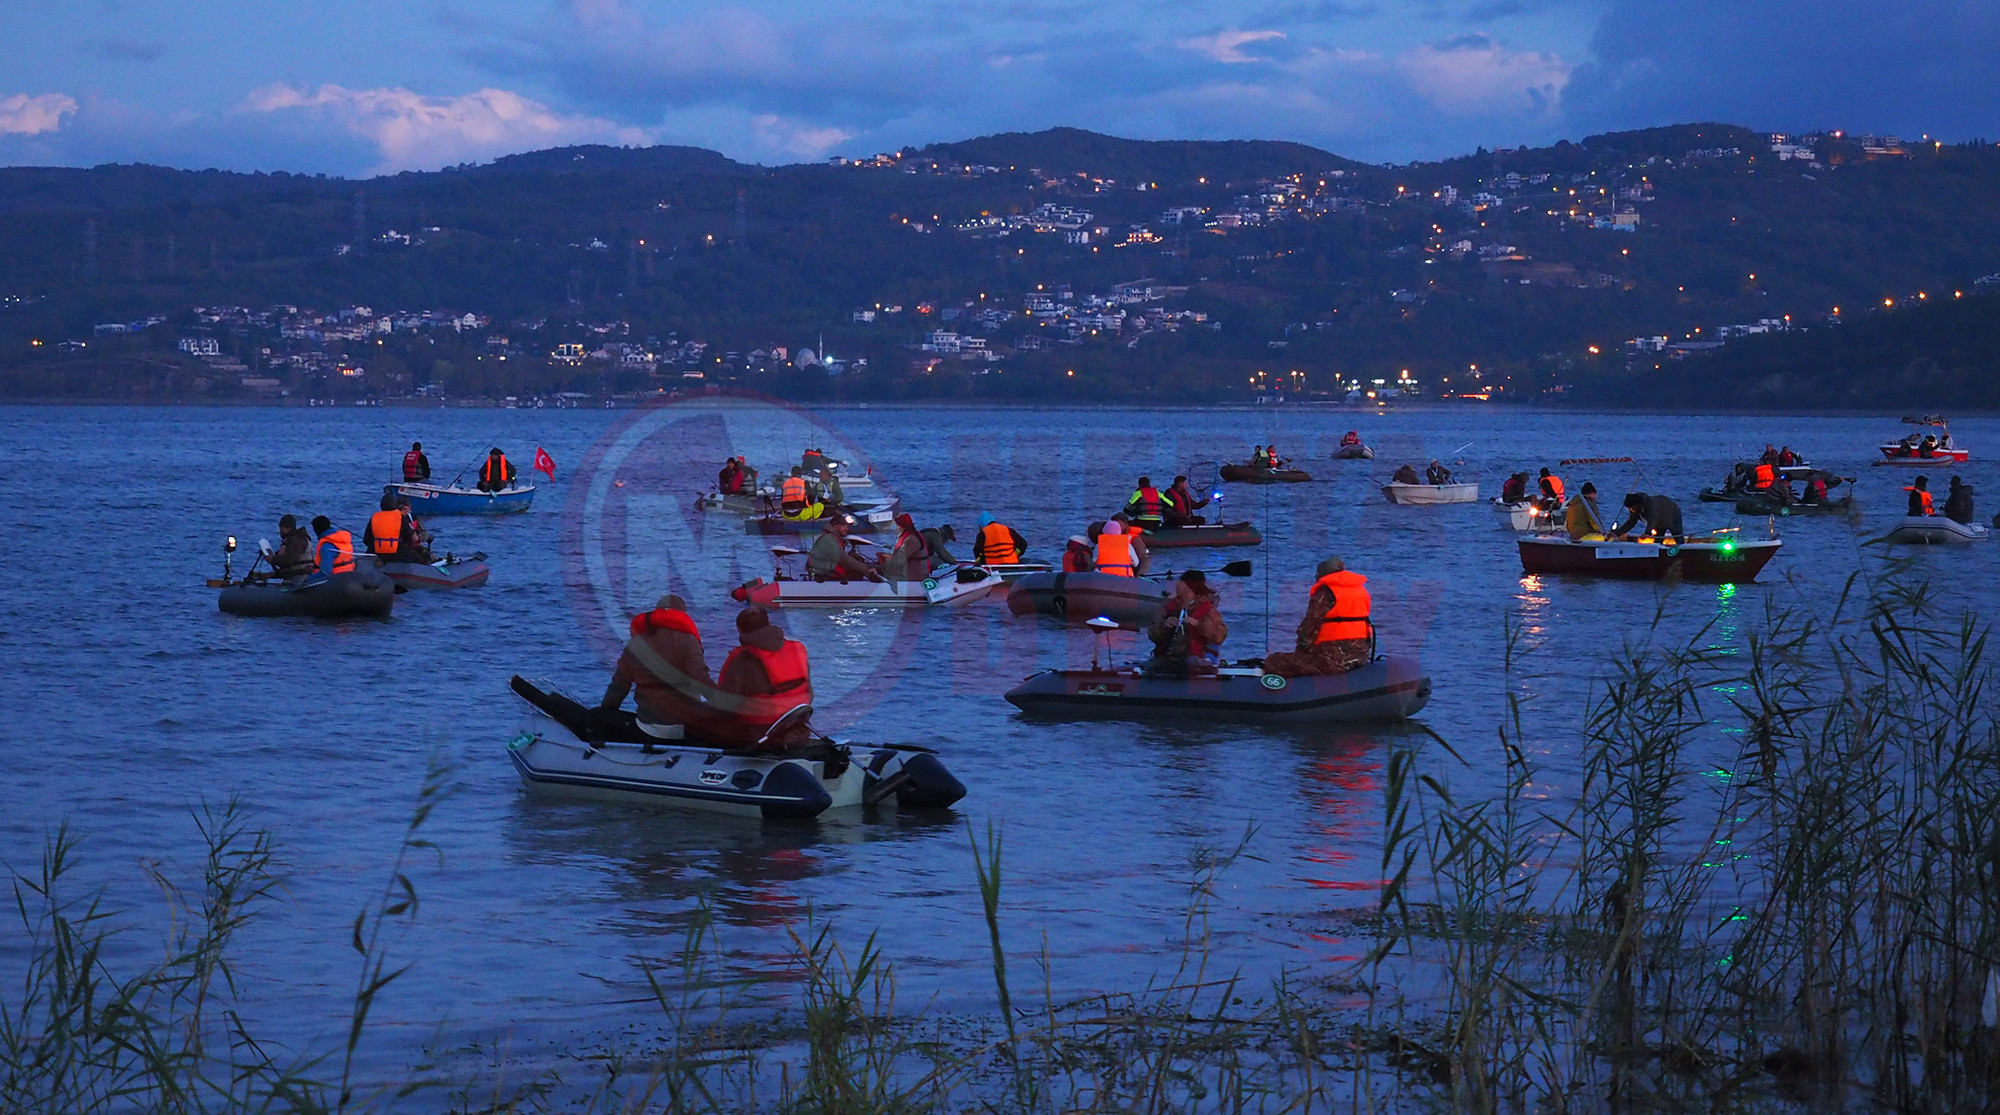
xmin=2 ymin=123 xmax=1998 ymax=404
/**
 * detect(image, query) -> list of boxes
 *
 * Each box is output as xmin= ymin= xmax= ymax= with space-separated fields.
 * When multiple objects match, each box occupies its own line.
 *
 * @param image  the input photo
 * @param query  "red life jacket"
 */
xmin=1311 ymin=571 xmax=1371 ymax=643
xmin=1131 ymin=487 xmax=1162 ymax=518
xmin=1754 ymin=463 xmax=1776 ymax=489
xmin=1063 ymin=544 xmax=1091 ymax=573
xmin=722 ymin=640 xmax=814 ymax=725
xmin=402 ymin=450 xmax=426 ymax=481
xmin=1184 ymin=598 xmax=1218 ymax=657
xmin=631 ymin=608 xmax=700 ymax=638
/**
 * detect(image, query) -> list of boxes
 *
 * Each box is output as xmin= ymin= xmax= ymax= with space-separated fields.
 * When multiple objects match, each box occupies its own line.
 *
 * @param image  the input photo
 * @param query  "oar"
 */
xmin=1148 ymin=559 xmax=1253 ymax=579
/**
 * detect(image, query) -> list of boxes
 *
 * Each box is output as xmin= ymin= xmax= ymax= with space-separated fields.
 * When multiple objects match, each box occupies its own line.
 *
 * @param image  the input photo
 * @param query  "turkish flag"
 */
xmin=533 ymin=447 xmax=556 ymax=479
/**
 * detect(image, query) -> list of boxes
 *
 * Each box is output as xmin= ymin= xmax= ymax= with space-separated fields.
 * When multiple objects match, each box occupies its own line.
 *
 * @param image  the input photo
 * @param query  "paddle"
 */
xmin=1148 ymin=559 xmax=1253 ymax=579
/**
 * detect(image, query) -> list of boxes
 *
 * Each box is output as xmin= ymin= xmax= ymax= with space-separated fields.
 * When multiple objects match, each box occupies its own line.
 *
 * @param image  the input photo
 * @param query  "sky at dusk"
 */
xmin=2 ymin=1 xmax=1996 ymax=177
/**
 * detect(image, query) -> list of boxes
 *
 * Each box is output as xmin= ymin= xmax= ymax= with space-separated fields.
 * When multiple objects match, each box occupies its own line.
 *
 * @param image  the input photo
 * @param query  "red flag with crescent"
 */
xmin=533 ymin=446 xmax=556 ymax=479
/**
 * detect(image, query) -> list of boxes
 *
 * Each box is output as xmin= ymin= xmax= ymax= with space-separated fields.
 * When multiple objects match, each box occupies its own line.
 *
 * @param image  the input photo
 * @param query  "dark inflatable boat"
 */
xmin=217 ymin=570 xmax=396 ymax=618
xmin=1141 ymin=521 xmax=1262 ymax=548
xmin=1218 ymin=464 xmax=1313 ymax=483
xmin=1004 ymin=655 xmax=1431 ymax=723
xmin=1006 ymin=570 xmax=1173 ymax=629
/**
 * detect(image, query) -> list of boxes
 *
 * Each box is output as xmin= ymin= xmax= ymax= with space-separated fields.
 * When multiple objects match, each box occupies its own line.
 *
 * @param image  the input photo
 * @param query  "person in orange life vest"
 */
xmin=403 ymin=442 xmax=430 ymax=482
xmin=1906 ymin=475 xmax=1934 ymax=516
xmin=1262 ymin=555 xmax=1374 ymax=678
xmin=1266 ymin=445 xmax=1284 ymax=469
xmin=1061 ymin=535 xmax=1093 ymax=573
xmin=1124 ymin=476 xmax=1165 ymax=528
xmin=1752 ymin=461 xmax=1777 ymax=490
xmin=1092 ymin=518 xmax=1149 ymax=577
xmin=311 ymin=515 xmax=356 ymax=578
xmin=779 ymin=467 xmax=819 ymax=519
xmin=478 ymin=447 xmax=515 ymax=492
xmin=1147 ymin=570 xmax=1227 ymax=675
xmin=1537 ymin=467 xmax=1566 ymax=510
xmin=600 ymin=593 xmax=717 ymax=729
xmin=883 ymin=513 xmax=934 ymax=582
xmin=716 ymin=606 xmax=815 ymax=749
xmin=1163 ymin=476 xmax=1210 ymax=527
xmin=363 ymin=492 xmax=412 ymax=558
xmin=973 ymin=516 xmax=1027 ymax=565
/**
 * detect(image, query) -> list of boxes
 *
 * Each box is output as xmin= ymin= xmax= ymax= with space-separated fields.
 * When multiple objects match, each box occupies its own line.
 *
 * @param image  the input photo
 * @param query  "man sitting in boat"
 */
xmin=1266 ymin=445 xmax=1284 ymax=469
xmin=477 ymin=448 xmax=516 ymax=492
xmin=1906 ymin=476 xmax=1935 ymax=516
xmin=599 ymin=593 xmax=717 ymax=731
xmin=1800 ymin=474 xmax=1831 ymax=505
xmin=1340 ymin=430 xmax=1362 ymax=448
xmin=1919 ymin=434 xmax=1940 ymax=458
xmin=1146 ymin=571 xmax=1227 ymax=676
xmin=1092 ymin=519 xmax=1149 ymax=577
xmin=807 ymin=515 xmax=883 ymax=582
xmin=363 ymin=493 xmax=413 ymax=560
xmin=1124 ymin=477 xmax=1166 ymax=529
xmin=1944 ymin=477 xmax=1975 ymax=524
xmin=403 ymin=442 xmax=430 ymax=482
xmin=1250 ymin=446 xmax=1271 ymax=468
xmin=1778 ymin=446 xmax=1801 ymax=468
xmin=973 ymin=517 xmax=1026 ymax=566
xmin=883 ymin=513 xmax=935 ymax=582
xmin=1162 ymin=476 xmax=1210 ymax=527
xmin=1391 ymin=463 xmax=1422 ymax=485
xmin=1062 ymin=535 xmax=1093 ymax=573
xmin=1425 ymin=460 xmax=1455 ymax=485
xmin=780 ymin=468 xmax=823 ymax=521
xmin=1261 ymin=556 xmax=1373 ymax=678
xmin=1609 ymin=492 xmax=1684 ymax=542
xmin=310 ymin=515 xmax=356 ymax=579
xmin=718 ymin=457 xmax=745 ymax=494
xmin=717 ymin=606 xmax=815 ymax=749
xmin=1537 ymin=468 xmax=1565 ymax=511
xmin=1500 ymin=471 xmax=1531 ymax=504
xmin=1565 ymin=482 xmax=1607 ymax=540
xmin=271 ymin=514 xmax=315 ymax=578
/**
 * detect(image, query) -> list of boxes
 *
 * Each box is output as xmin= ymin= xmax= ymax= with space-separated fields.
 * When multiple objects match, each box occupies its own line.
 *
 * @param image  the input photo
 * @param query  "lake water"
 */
xmin=2 ymin=400 xmax=1993 ymax=1084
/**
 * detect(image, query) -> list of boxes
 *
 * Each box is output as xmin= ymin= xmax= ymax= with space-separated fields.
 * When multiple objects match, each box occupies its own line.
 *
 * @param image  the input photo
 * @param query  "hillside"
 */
xmin=2 ymin=124 xmax=1997 ymax=403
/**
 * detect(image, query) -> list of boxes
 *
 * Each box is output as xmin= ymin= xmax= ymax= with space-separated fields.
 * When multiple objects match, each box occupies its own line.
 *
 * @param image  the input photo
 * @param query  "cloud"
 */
xmin=1180 ymin=30 xmax=1289 ymax=64
xmin=1397 ymin=33 xmax=1569 ymax=116
xmin=751 ymin=114 xmax=855 ymax=159
xmin=0 ymin=92 xmax=79 ymax=136
xmin=242 ymin=83 xmax=646 ymax=172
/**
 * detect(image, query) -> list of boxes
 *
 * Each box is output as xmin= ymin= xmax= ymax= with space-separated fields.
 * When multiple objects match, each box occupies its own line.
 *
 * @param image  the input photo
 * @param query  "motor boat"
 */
xmin=387 ymin=481 xmax=534 ymax=515
xmin=732 ymin=545 xmax=1004 ymax=607
xmin=1332 ymin=443 xmax=1374 ymax=460
xmin=1877 ymin=416 xmax=1969 ymax=464
xmin=217 ymin=569 xmax=396 ymax=618
xmin=745 ymin=504 xmax=897 ymax=535
xmin=1383 ymin=482 xmax=1480 ymax=505
xmin=1517 ymin=533 xmax=1781 ymax=583
xmin=1139 ymin=521 xmax=1262 ymax=548
xmin=1491 ymin=499 xmax=1555 ymax=531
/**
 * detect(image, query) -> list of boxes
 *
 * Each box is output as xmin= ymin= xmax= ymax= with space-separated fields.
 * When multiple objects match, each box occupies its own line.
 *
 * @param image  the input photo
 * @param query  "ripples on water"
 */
xmin=1 ymin=402 xmax=1994 ymax=1071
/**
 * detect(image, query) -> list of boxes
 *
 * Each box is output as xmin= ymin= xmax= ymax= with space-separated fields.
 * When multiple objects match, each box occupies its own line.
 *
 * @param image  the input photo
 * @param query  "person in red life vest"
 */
xmin=1778 ymin=446 xmax=1800 ymax=468
xmin=311 ymin=515 xmax=356 ymax=578
xmin=1146 ymin=570 xmax=1228 ymax=675
xmin=363 ymin=493 xmax=412 ymax=558
xmin=716 ymin=606 xmax=815 ymax=749
xmin=1092 ymin=519 xmax=1149 ymax=577
xmin=1906 ymin=475 xmax=1935 ymax=516
xmin=1800 ymin=474 xmax=1830 ymax=505
xmin=884 ymin=513 xmax=934 ymax=582
xmin=1340 ymin=430 xmax=1361 ymax=448
xmin=402 ymin=442 xmax=430 ymax=482
xmin=1124 ymin=477 xmax=1166 ymax=528
xmin=1266 ymin=444 xmax=1284 ymax=469
xmin=1537 ymin=468 xmax=1566 ymax=510
xmin=718 ymin=456 xmax=744 ymax=494
xmin=395 ymin=496 xmax=434 ymax=561
xmin=973 ymin=516 xmax=1027 ymax=566
xmin=1162 ymin=475 xmax=1210 ymax=527
xmin=1062 ymin=534 xmax=1094 ymax=573
xmin=1262 ymin=555 xmax=1374 ymax=677
xmin=600 ymin=593 xmax=718 ymax=731
xmin=478 ymin=447 xmax=516 ymax=492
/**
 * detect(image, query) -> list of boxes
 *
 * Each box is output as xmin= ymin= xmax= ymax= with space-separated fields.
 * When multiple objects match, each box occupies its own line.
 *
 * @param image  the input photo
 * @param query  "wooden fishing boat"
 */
xmin=1517 ymin=534 xmax=1781 ymax=583
xmin=1383 ymin=482 xmax=1480 ymax=505
xmin=388 ymin=481 xmax=535 ymax=515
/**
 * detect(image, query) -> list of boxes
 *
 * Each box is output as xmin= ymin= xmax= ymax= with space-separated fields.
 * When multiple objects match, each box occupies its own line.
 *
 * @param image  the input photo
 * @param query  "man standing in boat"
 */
xmin=1262 ymin=556 xmax=1373 ymax=677
xmin=600 ymin=593 xmax=717 ymax=732
xmin=403 ymin=442 xmax=430 ymax=482
xmin=478 ymin=447 xmax=516 ymax=492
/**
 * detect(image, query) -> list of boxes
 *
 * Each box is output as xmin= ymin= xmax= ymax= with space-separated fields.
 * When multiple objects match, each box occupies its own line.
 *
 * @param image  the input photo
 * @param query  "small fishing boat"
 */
xmin=1141 ymin=521 xmax=1262 ymax=548
xmin=1733 ymin=492 xmax=1855 ymax=517
xmin=1218 ymin=464 xmax=1313 ymax=483
xmin=1332 ymin=443 xmax=1375 ymax=460
xmin=745 ymin=505 xmax=896 ymax=535
xmin=217 ymin=569 xmax=397 ymax=618
xmin=507 ymin=677 xmax=966 ymax=819
xmin=1877 ymin=416 xmax=1969 ymax=464
xmin=695 ymin=489 xmax=775 ymax=515
xmin=1384 ymin=482 xmax=1480 ymax=505
xmin=1006 ymin=570 xmax=1172 ymax=629
xmin=1491 ymin=499 xmax=1555 ymax=531
xmin=734 ymin=564 xmax=1004 ymax=608
xmin=1517 ymin=533 xmax=1781 ymax=583
xmin=1003 ymin=655 xmax=1431 ymax=724
xmin=375 ymin=553 xmax=490 ymax=589
xmin=388 ymin=481 xmax=535 ymax=515
xmin=1883 ymin=516 xmax=1989 ymax=544
xmin=1697 ymin=486 xmax=1746 ymax=504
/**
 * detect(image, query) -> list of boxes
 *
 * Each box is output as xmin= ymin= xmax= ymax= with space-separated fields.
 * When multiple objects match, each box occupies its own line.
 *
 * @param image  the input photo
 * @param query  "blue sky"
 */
xmin=2 ymin=0 xmax=1994 ymax=176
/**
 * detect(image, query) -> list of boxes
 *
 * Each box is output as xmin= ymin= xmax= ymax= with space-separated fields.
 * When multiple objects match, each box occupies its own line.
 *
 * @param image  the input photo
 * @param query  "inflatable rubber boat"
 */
xmin=506 ymin=676 xmax=965 ymax=819
xmin=1003 ymin=655 xmax=1430 ymax=724
xmin=1383 ymin=482 xmax=1480 ymax=505
xmin=746 ymin=505 xmax=896 ymax=535
xmin=376 ymin=553 xmax=490 ymax=589
xmin=696 ymin=489 xmax=775 ymax=515
xmin=735 ymin=564 xmax=1004 ymax=608
xmin=1218 ymin=464 xmax=1313 ymax=483
xmin=388 ymin=481 xmax=534 ymax=515
xmin=980 ymin=562 xmax=1053 ymax=582
xmin=1332 ymin=444 xmax=1375 ymax=460
xmin=1733 ymin=493 xmax=1855 ymax=517
xmin=1140 ymin=521 xmax=1262 ymax=548
xmin=1883 ymin=516 xmax=1989 ymax=544
xmin=217 ymin=569 xmax=396 ymax=618
xmin=1006 ymin=570 xmax=1173 ymax=629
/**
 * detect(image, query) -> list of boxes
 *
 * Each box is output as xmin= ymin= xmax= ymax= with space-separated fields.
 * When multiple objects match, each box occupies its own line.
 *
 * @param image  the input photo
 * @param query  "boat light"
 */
xmin=225 ymin=536 xmax=237 ymax=552
xmin=1720 ymin=541 xmax=1736 ymax=552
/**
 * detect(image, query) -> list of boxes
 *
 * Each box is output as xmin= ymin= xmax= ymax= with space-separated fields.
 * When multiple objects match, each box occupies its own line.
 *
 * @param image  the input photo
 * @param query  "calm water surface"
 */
xmin=3 ymin=402 xmax=1995 ymax=1078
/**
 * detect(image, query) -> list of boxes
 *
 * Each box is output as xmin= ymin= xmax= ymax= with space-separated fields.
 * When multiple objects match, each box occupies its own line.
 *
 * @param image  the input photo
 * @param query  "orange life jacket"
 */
xmin=1095 ymin=531 xmax=1136 ymax=576
xmin=1754 ymin=463 xmax=1776 ymax=489
xmin=482 ymin=454 xmax=511 ymax=488
xmin=1907 ymin=486 xmax=1934 ymax=515
xmin=781 ymin=476 xmax=808 ymax=505
xmin=318 ymin=529 xmax=357 ymax=576
xmin=631 ymin=608 xmax=700 ymax=638
xmin=722 ymin=640 xmax=814 ymax=725
xmin=367 ymin=509 xmax=405 ymax=556
xmin=1310 ymin=571 xmax=1372 ymax=643
xmin=402 ymin=450 xmax=426 ymax=481
xmin=1063 ymin=544 xmax=1091 ymax=573
xmin=1542 ymin=474 xmax=1565 ymax=502
xmin=979 ymin=522 xmax=1019 ymax=565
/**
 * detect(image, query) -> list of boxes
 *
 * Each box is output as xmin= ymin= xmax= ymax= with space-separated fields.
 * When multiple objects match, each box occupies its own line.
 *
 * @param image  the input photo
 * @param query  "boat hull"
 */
xmin=696 ymin=490 xmax=774 ymax=515
xmin=982 ymin=562 xmax=1052 ymax=582
xmin=1517 ymin=536 xmax=1780 ymax=583
xmin=740 ymin=567 xmax=1002 ymax=607
xmin=1006 ymin=570 xmax=1172 ymax=629
xmin=1491 ymin=500 xmax=1552 ymax=531
xmin=1141 ymin=522 xmax=1261 ymax=548
xmin=1734 ymin=494 xmax=1854 ymax=517
xmin=390 ymin=482 xmax=535 ymax=515
xmin=1003 ymin=656 xmax=1431 ymax=724
xmin=1884 ymin=516 xmax=1988 ymax=544
xmin=1877 ymin=446 xmax=1969 ymax=464
xmin=1384 ymin=483 xmax=1480 ymax=505
xmin=1218 ymin=465 xmax=1312 ymax=483
xmin=1332 ymin=445 xmax=1375 ymax=460
xmin=378 ymin=556 xmax=490 ymax=589
xmin=217 ymin=570 xmax=396 ymax=618
xmin=746 ymin=506 xmax=895 ymax=535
